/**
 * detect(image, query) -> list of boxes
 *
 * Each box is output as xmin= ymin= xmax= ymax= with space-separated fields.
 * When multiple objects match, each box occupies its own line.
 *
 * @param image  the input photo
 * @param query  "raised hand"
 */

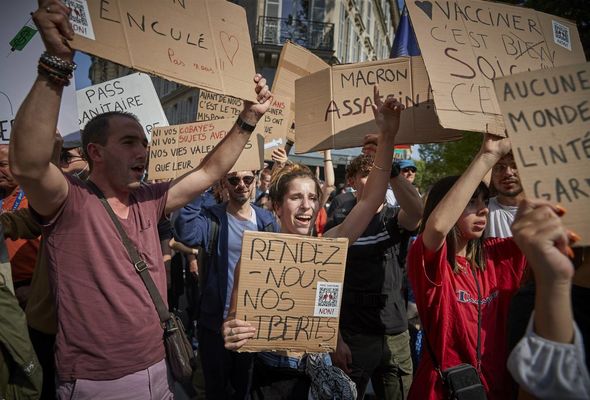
xmin=478 ymin=132 xmax=512 ymax=162
xmin=33 ymin=0 xmax=75 ymax=60
xmin=240 ymin=74 xmax=273 ymax=125
xmin=371 ymin=85 xmax=404 ymax=139
xmin=512 ymin=199 xmax=578 ymax=285
xmin=271 ymin=147 xmax=288 ymax=166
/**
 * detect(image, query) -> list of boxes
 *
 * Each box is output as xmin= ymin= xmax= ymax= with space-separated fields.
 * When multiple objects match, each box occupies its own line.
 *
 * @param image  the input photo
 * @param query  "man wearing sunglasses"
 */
xmin=174 ymin=170 xmax=279 ymax=399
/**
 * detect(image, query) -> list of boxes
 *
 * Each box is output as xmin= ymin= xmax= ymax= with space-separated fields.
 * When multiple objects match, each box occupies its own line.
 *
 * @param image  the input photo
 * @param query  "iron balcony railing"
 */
xmin=256 ymin=16 xmax=334 ymax=51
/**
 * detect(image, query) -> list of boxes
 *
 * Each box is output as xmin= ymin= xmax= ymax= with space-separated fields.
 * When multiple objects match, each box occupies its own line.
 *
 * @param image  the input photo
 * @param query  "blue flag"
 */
xmin=390 ymin=7 xmax=420 ymax=58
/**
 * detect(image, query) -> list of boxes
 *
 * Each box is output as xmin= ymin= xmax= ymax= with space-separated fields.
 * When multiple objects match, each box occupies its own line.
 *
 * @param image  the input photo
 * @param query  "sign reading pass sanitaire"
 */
xmin=493 ymin=62 xmax=590 ymax=246
xmin=236 ymin=231 xmax=348 ymax=353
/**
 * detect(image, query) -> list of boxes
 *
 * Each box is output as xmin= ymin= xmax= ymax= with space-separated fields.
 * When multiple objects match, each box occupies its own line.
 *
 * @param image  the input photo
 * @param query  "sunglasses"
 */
xmin=60 ymin=151 xmax=84 ymax=165
xmin=227 ymin=176 xmax=255 ymax=186
xmin=401 ymin=167 xmax=416 ymax=173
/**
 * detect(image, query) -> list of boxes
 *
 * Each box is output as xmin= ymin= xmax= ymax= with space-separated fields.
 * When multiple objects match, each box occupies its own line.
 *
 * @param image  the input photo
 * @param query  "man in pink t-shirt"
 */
xmin=10 ymin=2 xmax=273 ymax=397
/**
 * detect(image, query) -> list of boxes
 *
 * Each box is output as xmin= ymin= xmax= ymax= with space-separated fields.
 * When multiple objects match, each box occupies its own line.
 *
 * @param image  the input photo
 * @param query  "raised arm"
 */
xmin=422 ymin=134 xmax=510 ymax=252
xmin=9 ymin=1 xmax=74 ymax=218
xmin=321 ymin=150 xmax=335 ymax=206
xmin=511 ymin=200 xmax=576 ymax=343
xmin=390 ymin=173 xmax=423 ymax=231
xmin=324 ymin=86 xmax=403 ymax=244
xmin=165 ymin=76 xmax=272 ymax=213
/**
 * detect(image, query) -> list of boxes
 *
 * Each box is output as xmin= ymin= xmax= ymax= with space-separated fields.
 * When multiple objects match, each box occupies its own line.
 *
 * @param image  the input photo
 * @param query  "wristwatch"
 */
xmin=390 ymin=162 xmax=400 ymax=178
xmin=236 ymin=116 xmax=256 ymax=132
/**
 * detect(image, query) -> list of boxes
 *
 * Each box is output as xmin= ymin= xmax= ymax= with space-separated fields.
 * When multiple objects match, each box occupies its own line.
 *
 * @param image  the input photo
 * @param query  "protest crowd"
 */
xmin=1 ymin=1 xmax=589 ymax=400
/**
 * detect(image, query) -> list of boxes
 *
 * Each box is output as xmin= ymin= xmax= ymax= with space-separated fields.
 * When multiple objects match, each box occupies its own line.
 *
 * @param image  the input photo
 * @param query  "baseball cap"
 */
xmin=396 ymin=159 xmax=417 ymax=171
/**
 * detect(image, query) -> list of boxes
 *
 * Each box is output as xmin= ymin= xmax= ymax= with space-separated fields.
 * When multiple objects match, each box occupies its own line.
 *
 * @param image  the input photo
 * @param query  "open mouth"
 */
xmin=295 ymin=215 xmax=312 ymax=223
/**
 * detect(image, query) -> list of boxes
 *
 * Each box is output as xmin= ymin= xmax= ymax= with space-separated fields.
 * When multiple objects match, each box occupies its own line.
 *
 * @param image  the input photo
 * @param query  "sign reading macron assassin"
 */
xmin=235 ymin=231 xmax=348 ymax=353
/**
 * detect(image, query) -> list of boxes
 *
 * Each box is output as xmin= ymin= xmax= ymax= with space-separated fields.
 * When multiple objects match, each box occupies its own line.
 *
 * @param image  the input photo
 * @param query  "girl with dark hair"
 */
xmin=407 ymin=134 xmax=527 ymax=400
xmin=222 ymin=88 xmax=405 ymax=399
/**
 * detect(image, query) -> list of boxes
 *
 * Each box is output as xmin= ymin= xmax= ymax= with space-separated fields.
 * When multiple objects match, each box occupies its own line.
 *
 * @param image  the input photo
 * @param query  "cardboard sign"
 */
xmin=235 ymin=231 xmax=348 ymax=353
xmin=196 ymin=90 xmax=291 ymax=159
xmin=272 ymin=41 xmax=331 ymax=145
xmin=77 ymin=73 xmax=168 ymax=142
xmin=67 ymin=0 xmax=256 ymax=101
xmin=147 ymin=119 xmax=264 ymax=180
xmin=407 ymin=0 xmax=585 ymax=135
xmin=493 ymin=62 xmax=590 ymax=246
xmin=1 ymin=0 xmax=79 ymax=143
xmin=295 ymin=57 xmax=463 ymax=153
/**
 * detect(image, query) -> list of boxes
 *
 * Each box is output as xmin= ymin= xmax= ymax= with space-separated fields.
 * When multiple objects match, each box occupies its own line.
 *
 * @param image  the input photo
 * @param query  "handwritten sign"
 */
xmin=407 ymin=0 xmax=585 ymax=135
xmin=196 ymin=90 xmax=291 ymax=159
xmin=77 ymin=73 xmax=168 ymax=142
xmin=1 ymin=0 xmax=78 ymax=144
xmin=493 ymin=62 xmax=590 ymax=246
xmin=68 ymin=0 xmax=256 ymax=101
xmin=147 ymin=119 xmax=264 ymax=180
xmin=295 ymin=57 xmax=463 ymax=153
xmin=236 ymin=231 xmax=348 ymax=353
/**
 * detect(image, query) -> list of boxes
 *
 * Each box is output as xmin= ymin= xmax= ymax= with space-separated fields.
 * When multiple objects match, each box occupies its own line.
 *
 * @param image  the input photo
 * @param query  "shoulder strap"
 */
xmin=86 ymin=180 xmax=171 ymax=324
xmin=207 ymin=218 xmax=219 ymax=255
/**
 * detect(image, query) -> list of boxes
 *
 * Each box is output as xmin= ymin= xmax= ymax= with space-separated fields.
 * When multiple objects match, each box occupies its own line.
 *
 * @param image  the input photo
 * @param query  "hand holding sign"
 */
xmin=478 ymin=132 xmax=512 ymax=164
xmin=372 ymin=85 xmax=405 ymax=140
xmin=240 ymin=74 xmax=273 ymax=125
xmin=33 ymin=0 xmax=75 ymax=60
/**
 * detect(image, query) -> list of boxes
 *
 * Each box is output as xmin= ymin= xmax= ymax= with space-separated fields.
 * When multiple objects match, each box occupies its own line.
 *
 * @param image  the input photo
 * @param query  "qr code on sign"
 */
xmin=314 ymin=282 xmax=341 ymax=317
xmin=552 ymin=20 xmax=571 ymax=51
xmin=63 ymin=0 xmax=95 ymax=40
xmin=318 ymin=287 xmax=338 ymax=308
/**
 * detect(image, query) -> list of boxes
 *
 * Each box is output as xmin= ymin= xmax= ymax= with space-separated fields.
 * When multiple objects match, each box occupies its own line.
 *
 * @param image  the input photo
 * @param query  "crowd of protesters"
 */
xmin=1 ymin=2 xmax=588 ymax=400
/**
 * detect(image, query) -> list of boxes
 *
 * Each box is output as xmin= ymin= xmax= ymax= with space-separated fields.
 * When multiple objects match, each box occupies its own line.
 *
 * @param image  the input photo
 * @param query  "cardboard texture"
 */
xmin=236 ymin=231 xmax=348 ymax=353
xmin=407 ymin=0 xmax=585 ymax=136
xmin=77 ymin=72 xmax=168 ymax=142
xmin=1 ymin=0 xmax=78 ymax=143
xmin=147 ymin=119 xmax=263 ymax=180
xmin=493 ymin=62 xmax=590 ymax=246
xmin=67 ymin=0 xmax=256 ymax=100
xmin=271 ymin=42 xmax=331 ymax=145
xmin=196 ymin=90 xmax=291 ymax=160
xmin=295 ymin=57 xmax=463 ymax=153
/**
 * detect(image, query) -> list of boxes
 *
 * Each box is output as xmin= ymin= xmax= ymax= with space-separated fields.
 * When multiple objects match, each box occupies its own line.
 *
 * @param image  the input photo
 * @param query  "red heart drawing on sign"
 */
xmin=220 ymin=31 xmax=239 ymax=65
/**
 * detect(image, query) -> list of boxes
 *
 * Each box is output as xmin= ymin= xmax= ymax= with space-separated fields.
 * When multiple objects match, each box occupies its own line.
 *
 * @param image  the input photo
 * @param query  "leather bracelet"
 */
xmin=235 ymin=116 xmax=256 ymax=133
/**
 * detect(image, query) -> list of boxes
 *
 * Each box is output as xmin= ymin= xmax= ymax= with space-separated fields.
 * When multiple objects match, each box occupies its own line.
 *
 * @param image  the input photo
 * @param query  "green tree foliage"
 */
xmin=416 ymin=133 xmax=482 ymax=193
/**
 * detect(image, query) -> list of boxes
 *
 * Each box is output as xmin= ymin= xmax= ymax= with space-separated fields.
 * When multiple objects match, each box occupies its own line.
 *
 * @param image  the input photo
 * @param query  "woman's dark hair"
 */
xmin=420 ymin=176 xmax=490 ymax=273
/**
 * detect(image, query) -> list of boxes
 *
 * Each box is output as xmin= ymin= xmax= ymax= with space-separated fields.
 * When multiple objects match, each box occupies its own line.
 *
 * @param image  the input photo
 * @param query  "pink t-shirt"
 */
xmin=41 ymin=176 xmax=169 ymax=381
xmin=407 ymin=235 xmax=527 ymax=400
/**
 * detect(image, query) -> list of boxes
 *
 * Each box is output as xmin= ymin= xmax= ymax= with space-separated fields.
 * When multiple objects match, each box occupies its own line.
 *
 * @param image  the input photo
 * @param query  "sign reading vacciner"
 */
xmin=147 ymin=119 xmax=264 ymax=180
xmin=77 ymin=73 xmax=168 ymax=142
xmin=493 ymin=62 xmax=590 ymax=246
xmin=407 ymin=0 xmax=585 ymax=136
xmin=235 ymin=231 xmax=348 ymax=353
xmin=66 ymin=0 xmax=256 ymax=101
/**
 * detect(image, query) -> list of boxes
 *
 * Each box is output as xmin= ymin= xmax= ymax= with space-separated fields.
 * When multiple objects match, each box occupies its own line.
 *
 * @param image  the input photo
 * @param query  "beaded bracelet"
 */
xmin=38 ymin=64 xmax=71 ymax=87
xmin=40 ymin=52 xmax=76 ymax=75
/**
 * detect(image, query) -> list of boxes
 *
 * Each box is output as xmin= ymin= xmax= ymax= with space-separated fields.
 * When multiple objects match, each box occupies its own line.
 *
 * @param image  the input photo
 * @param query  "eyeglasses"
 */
xmin=227 ymin=176 xmax=255 ymax=186
xmin=60 ymin=152 xmax=84 ymax=165
xmin=401 ymin=167 xmax=416 ymax=173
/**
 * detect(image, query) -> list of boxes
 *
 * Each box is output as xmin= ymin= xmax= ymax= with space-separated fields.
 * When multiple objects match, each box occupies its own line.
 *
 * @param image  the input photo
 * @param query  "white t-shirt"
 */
xmin=224 ymin=209 xmax=257 ymax=318
xmin=485 ymin=197 xmax=517 ymax=238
